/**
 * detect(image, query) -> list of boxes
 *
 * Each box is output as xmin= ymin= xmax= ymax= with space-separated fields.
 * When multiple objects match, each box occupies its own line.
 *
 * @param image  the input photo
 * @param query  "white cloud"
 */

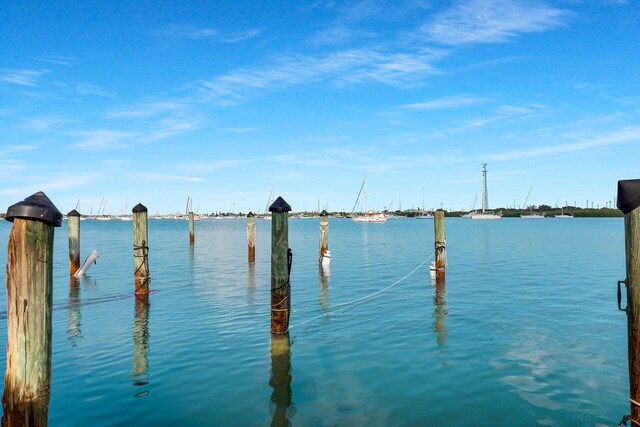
xmin=401 ymin=96 xmax=486 ymax=110
xmin=0 ymin=69 xmax=48 ymax=87
xmin=127 ymin=172 xmax=205 ymax=183
xmin=155 ymin=24 xmax=262 ymax=42
xmin=106 ymin=101 xmax=189 ymax=119
xmin=70 ymin=129 xmax=138 ymax=149
xmin=422 ymin=0 xmax=569 ymax=46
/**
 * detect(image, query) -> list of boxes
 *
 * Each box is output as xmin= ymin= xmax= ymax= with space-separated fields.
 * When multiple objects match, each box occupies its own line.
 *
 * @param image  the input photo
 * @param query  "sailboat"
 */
xmin=263 ymin=188 xmax=274 ymax=220
xmin=520 ymin=187 xmax=544 ymax=218
xmin=415 ymin=187 xmax=434 ymax=219
xmin=353 ymin=178 xmax=387 ymax=222
xmin=470 ymin=164 xmax=502 ymax=220
xmin=554 ymin=208 xmax=574 ymax=218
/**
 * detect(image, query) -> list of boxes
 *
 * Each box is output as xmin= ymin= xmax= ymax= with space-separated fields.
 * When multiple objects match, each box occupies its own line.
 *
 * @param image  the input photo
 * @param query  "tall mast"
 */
xmin=363 ymin=177 xmax=367 ymax=213
xmin=482 ymin=164 xmax=489 ymax=213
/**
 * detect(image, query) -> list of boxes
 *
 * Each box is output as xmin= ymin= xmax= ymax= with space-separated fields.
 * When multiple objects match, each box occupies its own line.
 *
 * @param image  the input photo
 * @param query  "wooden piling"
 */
xmin=618 ymin=179 xmax=640 ymax=423
xmin=247 ymin=212 xmax=256 ymax=262
xmin=188 ymin=211 xmax=194 ymax=245
xmin=269 ymin=197 xmax=291 ymax=334
xmin=67 ymin=209 xmax=81 ymax=275
xmin=2 ymin=191 xmax=62 ymax=426
xmin=269 ymin=333 xmax=293 ymax=426
xmin=132 ymin=203 xmax=150 ymax=295
xmin=319 ymin=209 xmax=329 ymax=264
xmin=434 ymin=210 xmax=446 ymax=279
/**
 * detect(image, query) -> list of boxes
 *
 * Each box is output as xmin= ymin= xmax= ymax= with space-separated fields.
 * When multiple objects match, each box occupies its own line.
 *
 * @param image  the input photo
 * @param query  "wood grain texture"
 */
xmin=271 ymin=212 xmax=289 ymax=334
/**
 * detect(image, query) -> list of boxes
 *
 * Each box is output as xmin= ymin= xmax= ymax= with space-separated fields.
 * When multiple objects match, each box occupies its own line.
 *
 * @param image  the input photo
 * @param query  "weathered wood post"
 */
xmin=132 ymin=203 xmax=150 ymax=295
xmin=618 ymin=179 xmax=640 ymax=423
xmin=434 ymin=209 xmax=446 ymax=280
xmin=247 ymin=211 xmax=256 ymax=262
xmin=319 ymin=209 xmax=329 ymax=265
xmin=269 ymin=333 xmax=294 ymax=425
xmin=67 ymin=209 xmax=81 ymax=276
xmin=188 ymin=211 xmax=194 ymax=245
xmin=2 ymin=191 xmax=62 ymax=426
xmin=269 ymin=196 xmax=291 ymax=334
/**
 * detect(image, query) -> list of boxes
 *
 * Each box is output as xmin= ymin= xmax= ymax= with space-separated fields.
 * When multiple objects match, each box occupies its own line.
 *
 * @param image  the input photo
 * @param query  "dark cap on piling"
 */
xmin=320 ymin=210 xmax=329 ymax=216
xmin=132 ymin=203 xmax=147 ymax=213
xmin=67 ymin=209 xmax=81 ymax=217
xmin=247 ymin=211 xmax=255 ymax=217
xmin=5 ymin=191 xmax=62 ymax=227
xmin=269 ymin=196 xmax=291 ymax=213
xmin=617 ymin=180 xmax=640 ymax=214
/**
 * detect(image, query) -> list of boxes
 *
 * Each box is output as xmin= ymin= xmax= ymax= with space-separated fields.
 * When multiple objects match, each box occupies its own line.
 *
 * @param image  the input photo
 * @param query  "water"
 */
xmin=0 ymin=216 xmax=629 ymax=426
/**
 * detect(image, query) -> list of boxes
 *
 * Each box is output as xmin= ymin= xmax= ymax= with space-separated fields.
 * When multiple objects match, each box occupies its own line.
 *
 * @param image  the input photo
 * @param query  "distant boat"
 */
xmin=554 ymin=208 xmax=574 ymax=218
xmin=470 ymin=164 xmax=502 ymax=220
xmin=520 ymin=211 xmax=545 ymax=219
xmin=415 ymin=211 xmax=434 ymax=219
xmin=352 ymin=178 xmax=387 ymax=222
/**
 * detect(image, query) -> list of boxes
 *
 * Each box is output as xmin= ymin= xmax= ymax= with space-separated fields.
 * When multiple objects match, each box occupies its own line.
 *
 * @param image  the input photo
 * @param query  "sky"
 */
xmin=1 ymin=0 xmax=639 ymax=215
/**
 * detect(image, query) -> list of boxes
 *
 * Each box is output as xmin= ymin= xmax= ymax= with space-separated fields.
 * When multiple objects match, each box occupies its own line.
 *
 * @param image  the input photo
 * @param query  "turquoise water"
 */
xmin=0 ymin=216 xmax=629 ymax=426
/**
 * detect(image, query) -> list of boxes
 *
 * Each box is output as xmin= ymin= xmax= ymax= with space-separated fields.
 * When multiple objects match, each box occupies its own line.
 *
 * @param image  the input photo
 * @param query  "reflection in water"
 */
xmin=68 ymin=277 xmax=82 ymax=345
xmin=319 ymin=265 xmax=330 ymax=321
xmin=189 ymin=244 xmax=195 ymax=269
xmin=131 ymin=295 xmax=150 ymax=398
xmin=248 ymin=262 xmax=256 ymax=307
xmin=432 ymin=280 xmax=448 ymax=362
xmin=269 ymin=334 xmax=296 ymax=427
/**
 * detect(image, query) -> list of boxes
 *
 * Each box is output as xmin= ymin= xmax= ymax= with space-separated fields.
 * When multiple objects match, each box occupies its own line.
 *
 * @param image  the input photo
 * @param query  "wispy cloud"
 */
xmin=190 ymin=47 xmax=446 ymax=103
xmin=401 ymin=95 xmax=486 ymax=110
xmin=106 ymin=101 xmax=189 ymax=119
xmin=422 ymin=0 xmax=569 ymax=46
xmin=155 ymin=24 xmax=262 ymax=43
xmin=70 ymin=129 xmax=139 ymax=149
xmin=33 ymin=55 xmax=75 ymax=66
xmin=487 ymin=126 xmax=640 ymax=161
xmin=0 ymin=69 xmax=48 ymax=86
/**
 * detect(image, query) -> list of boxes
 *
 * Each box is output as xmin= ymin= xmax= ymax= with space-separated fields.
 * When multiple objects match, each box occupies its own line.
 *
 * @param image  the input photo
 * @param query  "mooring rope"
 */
xmin=289 ymin=253 xmax=434 ymax=329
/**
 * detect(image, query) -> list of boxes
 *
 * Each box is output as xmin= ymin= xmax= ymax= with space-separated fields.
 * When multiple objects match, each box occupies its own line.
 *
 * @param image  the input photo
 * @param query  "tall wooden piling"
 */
xmin=247 ymin=212 xmax=256 ymax=262
xmin=132 ymin=203 xmax=150 ymax=295
xmin=434 ymin=210 xmax=446 ymax=279
xmin=618 ymin=179 xmax=640 ymax=423
xmin=319 ymin=209 xmax=329 ymax=264
xmin=67 ymin=209 xmax=81 ymax=276
xmin=2 ymin=191 xmax=62 ymax=426
xmin=188 ymin=211 xmax=194 ymax=245
xmin=269 ymin=197 xmax=291 ymax=334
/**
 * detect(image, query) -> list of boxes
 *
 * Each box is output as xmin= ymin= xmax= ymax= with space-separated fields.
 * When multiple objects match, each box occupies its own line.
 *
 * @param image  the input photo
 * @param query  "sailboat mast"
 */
xmin=482 ymin=164 xmax=489 ymax=213
xmin=363 ymin=177 xmax=367 ymax=213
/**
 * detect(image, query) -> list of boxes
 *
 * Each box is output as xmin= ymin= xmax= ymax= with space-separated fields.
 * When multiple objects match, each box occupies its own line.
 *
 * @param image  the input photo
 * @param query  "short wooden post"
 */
xmin=269 ymin=196 xmax=291 ymax=334
xmin=247 ymin=211 xmax=256 ymax=262
xmin=434 ymin=210 xmax=446 ymax=280
xmin=618 ymin=179 xmax=640 ymax=423
xmin=188 ymin=211 xmax=194 ymax=245
xmin=132 ymin=295 xmax=150 ymax=392
xmin=319 ymin=209 xmax=329 ymax=263
xmin=132 ymin=203 xmax=150 ymax=295
xmin=67 ymin=209 xmax=81 ymax=276
xmin=269 ymin=333 xmax=294 ymax=425
xmin=2 ymin=191 xmax=62 ymax=426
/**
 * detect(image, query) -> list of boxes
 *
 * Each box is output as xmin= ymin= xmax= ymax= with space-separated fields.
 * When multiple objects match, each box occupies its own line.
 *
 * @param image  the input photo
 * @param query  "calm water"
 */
xmin=0 ymin=216 xmax=629 ymax=426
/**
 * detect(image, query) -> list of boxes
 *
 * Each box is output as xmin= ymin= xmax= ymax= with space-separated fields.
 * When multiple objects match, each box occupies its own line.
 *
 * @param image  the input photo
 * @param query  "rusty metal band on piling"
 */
xmin=2 ymin=191 xmax=62 ymax=426
xmin=618 ymin=179 xmax=640 ymax=424
xmin=133 ymin=203 xmax=150 ymax=295
xmin=270 ymin=197 xmax=291 ymax=334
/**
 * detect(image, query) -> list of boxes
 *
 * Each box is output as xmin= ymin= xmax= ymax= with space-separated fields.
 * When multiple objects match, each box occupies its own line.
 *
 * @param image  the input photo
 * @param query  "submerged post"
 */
xmin=269 ymin=196 xmax=291 ymax=334
xmin=434 ymin=209 xmax=446 ymax=279
xmin=618 ymin=179 xmax=640 ymax=423
xmin=67 ymin=209 xmax=81 ymax=276
xmin=319 ymin=210 xmax=330 ymax=266
xmin=2 ymin=191 xmax=62 ymax=426
xmin=247 ymin=212 xmax=256 ymax=263
xmin=269 ymin=333 xmax=294 ymax=425
xmin=188 ymin=211 xmax=194 ymax=245
xmin=132 ymin=203 xmax=150 ymax=295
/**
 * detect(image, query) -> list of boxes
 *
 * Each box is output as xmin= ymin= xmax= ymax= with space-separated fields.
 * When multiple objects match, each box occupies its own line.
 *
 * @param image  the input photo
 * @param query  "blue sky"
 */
xmin=1 ymin=0 xmax=639 ymax=214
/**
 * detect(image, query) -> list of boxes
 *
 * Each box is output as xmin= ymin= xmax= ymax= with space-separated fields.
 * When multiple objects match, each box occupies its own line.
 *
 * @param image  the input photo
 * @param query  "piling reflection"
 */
xmin=319 ymin=265 xmax=330 ymax=314
xmin=67 ymin=277 xmax=82 ymax=345
xmin=248 ymin=262 xmax=256 ymax=307
xmin=131 ymin=295 xmax=150 ymax=397
xmin=432 ymin=279 xmax=448 ymax=362
xmin=269 ymin=333 xmax=296 ymax=427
